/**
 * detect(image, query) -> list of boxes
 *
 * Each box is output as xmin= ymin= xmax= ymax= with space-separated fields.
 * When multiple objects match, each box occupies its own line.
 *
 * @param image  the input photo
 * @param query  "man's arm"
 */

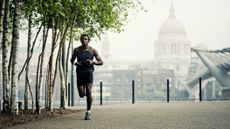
xmin=70 ymin=48 xmax=78 ymax=64
xmin=91 ymin=48 xmax=103 ymax=65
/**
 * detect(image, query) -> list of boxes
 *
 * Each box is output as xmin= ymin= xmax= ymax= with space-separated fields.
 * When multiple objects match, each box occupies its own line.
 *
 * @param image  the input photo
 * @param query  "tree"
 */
xmin=10 ymin=0 xmax=20 ymax=116
xmin=2 ymin=0 xmax=141 ymax=114
xmin=35 ymin=22 xmax=49 ymax=114
xmin=0 ymin=0 xmax=5 ymax=49
xmin=59 ymin=26 xmax=68 ymax=109
xmin=1 ymin=0 xmax=10 ymax=113
xmin=45 ymin=0 xmax=142 ymax=111
xmin=19 ymin=0 xmax=42 ymax=111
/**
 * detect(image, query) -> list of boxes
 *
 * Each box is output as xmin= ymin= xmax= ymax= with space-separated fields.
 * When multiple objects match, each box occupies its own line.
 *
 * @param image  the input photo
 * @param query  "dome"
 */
xmin=159 ymin=19 xmax=187 ymax=36
xmin=158 ymin=3 xmax=187 ymax=37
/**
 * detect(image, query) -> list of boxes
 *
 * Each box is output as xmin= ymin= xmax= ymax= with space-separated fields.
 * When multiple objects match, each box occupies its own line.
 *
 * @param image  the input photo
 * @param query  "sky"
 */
xmin=19 ymin=0 xmax=230 ymax=61
xmin=89 ymin=0 xmax=230 ymax=60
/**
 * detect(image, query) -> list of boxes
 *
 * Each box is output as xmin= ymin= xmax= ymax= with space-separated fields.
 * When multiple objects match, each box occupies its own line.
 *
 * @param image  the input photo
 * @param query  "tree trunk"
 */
xmin=65 ymin=23 xmax=74 ymax=92
xmin=10 ymin=0 xmax=20 ymax=116
xmin=20 ymin=18 xmax=42 ymax=112
xmin=44 ymin=64 xmax=49 ymax=108
xmin=0 ymin=0 xmax=5 ymax=48
xmin=26 ymin=70 xmax=34 ymax=112
xmin=2 ymin=0 xmax=10 ymax=113
xmin=35 ymin=55 xmax=41 ymax=112
xmin=24 ymin=13 xmax=32 ymax=110
xmin=0 ymin=0 xmax=5 ymax=110
xmin=59 ymin=57 xmax=67 ymax=108
xmin=63 ymin=24 xmax=74 ymax=108
xmin=59 ymin=28 xmax=68 ymax=109
xmin=48 ymin=23 xmax=68 ymax=111
xmin=48 ymin=17 xmax=58 ymax=112
xmin=36 ymin=25 xmax=48 ymax=114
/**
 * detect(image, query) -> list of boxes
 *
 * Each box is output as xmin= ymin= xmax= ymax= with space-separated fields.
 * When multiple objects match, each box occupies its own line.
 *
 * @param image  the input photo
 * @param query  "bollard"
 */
xmin=132 ymin=80 xmax=135 ymax=104
xmin=71 ymin=43 xmax=75 ymax=106
xmin=100 ymin=82 xmax=103 ymax=105
xmin=71 ymin=81 xmax=74 ymax=106
xmin=167 ymin=79 xmax=169 ymax=103
xmin=18 ymin=101 xmax=22 ymax=110
xmin=45 ymin=80 xmax=47 ymax=108
xmin=0 ymin=98 xmax=1 ymax=111
xmin=199 ymin=77 xmax=202 ymax=102
xmin=68 ymin=83 xmax=71 ymax=106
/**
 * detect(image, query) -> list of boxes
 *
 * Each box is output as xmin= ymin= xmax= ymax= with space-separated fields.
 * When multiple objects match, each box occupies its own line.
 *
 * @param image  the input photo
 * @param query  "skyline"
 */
xmin=92 ymin=0 xmax=230 ymax=60
xmin=19 ymin=0 xmax=230 ymax=61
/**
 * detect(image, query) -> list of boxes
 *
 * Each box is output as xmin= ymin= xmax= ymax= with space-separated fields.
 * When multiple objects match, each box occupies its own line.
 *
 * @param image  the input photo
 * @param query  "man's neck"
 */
xmin=82 ymin=45 xmax=88 ymax=49
xmin=81 ymin=45 xmax=89 ymax=51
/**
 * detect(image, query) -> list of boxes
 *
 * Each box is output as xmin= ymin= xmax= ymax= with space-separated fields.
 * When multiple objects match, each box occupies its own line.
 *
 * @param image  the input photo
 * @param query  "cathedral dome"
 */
xmin=159 ymin=19 xmax=187 ymax=36
xmin=158 ymin=3 xmax=187 ymax=37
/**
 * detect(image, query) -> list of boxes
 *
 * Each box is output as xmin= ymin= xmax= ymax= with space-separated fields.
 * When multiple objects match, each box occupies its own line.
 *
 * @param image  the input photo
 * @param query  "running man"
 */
xmin=70 ymin=34 xmax=103 ymax=120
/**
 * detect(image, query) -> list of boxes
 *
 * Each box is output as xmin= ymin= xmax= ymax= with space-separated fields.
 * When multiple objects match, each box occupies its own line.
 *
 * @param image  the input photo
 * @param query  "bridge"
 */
xmin=181 ymin=47 xmax=230 ymax=99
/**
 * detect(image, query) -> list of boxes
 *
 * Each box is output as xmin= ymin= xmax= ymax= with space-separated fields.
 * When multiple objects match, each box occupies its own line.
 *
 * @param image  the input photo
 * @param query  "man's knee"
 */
xmin=86 ymin=92 xmax=92 ymax=96
xmin=86 ymin=87 xmax=92 ymax=94
xmin=79 ymin=94 xmax=85 ymax=98
xmin=78 ymin=85 xmax=85 ymax=98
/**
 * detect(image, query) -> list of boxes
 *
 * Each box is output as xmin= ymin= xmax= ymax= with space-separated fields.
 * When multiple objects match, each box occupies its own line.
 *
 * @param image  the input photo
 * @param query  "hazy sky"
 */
xmin=89 ymin=0 xmax=230 ymax=60
xmin=19 ymin=0 xmax=230 ymax=61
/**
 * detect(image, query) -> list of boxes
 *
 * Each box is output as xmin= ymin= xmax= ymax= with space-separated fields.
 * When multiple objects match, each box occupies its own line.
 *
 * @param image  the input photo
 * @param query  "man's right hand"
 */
xmin=74 ymin=61 xmax=82 ymax=66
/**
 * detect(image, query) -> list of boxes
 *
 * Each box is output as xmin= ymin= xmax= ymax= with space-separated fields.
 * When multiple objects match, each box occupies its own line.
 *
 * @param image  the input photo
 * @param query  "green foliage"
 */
xmin=20 ymin=0 xmax=142 ymax=40
xmin=75 ymin=0 xmax=139 ymax=38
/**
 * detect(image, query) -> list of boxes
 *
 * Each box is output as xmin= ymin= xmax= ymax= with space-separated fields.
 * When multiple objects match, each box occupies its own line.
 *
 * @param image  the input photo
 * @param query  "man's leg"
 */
xmin=77 ymin=85 xmax=85 ymax=98
xmin=84 ymin=71 xmax=93 ymax=120
xmin=77 ymin=71 xmax=85 ymax=98
xmin=84 ymin=83 xmax=93 ymax=120
xmin=86 ymin=83 xmax=93 ymax=111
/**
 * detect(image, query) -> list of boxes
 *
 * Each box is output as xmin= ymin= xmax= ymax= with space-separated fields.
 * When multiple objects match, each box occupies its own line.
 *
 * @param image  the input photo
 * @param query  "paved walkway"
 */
xmin=7 ymin=101 xmax=230 ymax=129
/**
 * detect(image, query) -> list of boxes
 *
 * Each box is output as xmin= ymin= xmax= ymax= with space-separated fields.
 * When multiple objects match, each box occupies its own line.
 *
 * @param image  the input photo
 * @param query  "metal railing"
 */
xmin=64 ymin=78 xmax=229 ymax=107
xmin=13 ymin=78 xmax=230 ymax=110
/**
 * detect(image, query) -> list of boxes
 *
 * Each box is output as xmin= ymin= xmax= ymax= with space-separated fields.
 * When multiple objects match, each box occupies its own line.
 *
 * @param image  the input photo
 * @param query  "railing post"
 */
xmin=71 ymin=81 xmax=74 ymax=106
xmin=167 ymin=79 xmax=170 ymax=103
xmin=100 ymin=82 xmax=103 ymax=105
xmin=0 ymin=98 xmax=2 ymax=111
xmin=71 ymin=43 xmax=75 ymax=106
xmin=132 ymin=80 xmax=135 ymax=104
xmin=68 ymin=83 xmax=71 ymax=106
xmin=18 ymin=101 xmax=22 ymax=110
xmin=199 ymin=77 xmax=202 ymax=102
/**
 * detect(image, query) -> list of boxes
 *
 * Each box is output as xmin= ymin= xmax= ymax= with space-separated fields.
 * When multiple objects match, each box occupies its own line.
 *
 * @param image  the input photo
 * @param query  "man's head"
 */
xmin=80 ymin=34 xmax=90 ymax=47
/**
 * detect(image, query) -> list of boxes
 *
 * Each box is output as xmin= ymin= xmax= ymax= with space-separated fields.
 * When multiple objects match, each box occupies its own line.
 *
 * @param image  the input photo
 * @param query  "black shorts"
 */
xmin=76 ymin=70 xmax=93 ymax=86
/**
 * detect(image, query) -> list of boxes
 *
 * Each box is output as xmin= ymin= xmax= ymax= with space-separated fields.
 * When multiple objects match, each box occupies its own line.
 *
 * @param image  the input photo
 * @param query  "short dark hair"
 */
xmin=80 ymin=34 xmax=90 ymax=41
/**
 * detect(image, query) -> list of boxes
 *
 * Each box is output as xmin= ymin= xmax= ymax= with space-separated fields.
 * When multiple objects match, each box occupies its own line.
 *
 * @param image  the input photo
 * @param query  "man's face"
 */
xmin=80 ymin=36 xmax=89 ymax=46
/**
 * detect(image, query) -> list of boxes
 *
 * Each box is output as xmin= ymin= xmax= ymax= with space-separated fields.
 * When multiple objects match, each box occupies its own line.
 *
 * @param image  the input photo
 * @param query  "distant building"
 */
xmin=92 ymin=3 xmax=192 ymax=99
xmin=154 ymin=3 xmax=191 ymax=89
xmin=101 ymin=34 xmax=112 ymax=61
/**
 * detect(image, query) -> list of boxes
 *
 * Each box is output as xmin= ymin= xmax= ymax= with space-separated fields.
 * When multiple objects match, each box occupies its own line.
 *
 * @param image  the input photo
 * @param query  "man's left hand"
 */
xmin=87 ymin=59 xmax=94 ymax=65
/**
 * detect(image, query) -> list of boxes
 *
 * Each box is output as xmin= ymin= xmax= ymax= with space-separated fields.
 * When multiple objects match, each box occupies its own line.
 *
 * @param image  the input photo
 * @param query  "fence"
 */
xmin=64 ymin=78 xmax=229 ymax=107
xmin=14 ymin=77 xmax=230 ymax=109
